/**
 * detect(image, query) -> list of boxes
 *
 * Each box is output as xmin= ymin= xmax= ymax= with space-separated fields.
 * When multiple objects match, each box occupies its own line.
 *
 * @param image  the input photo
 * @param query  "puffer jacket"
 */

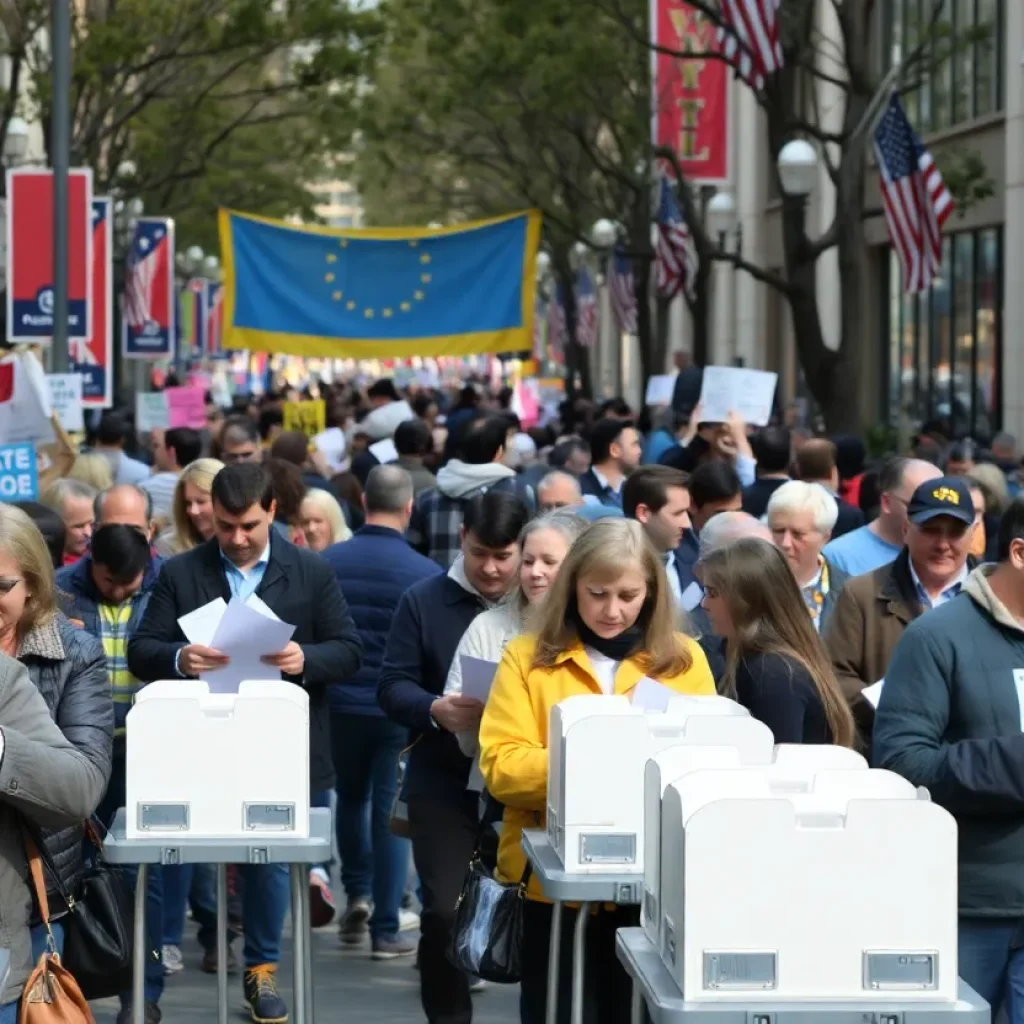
xmin=18 ymin=615 xmax=112 ymax=915
xmin=0 ymin=652 xmax=110 ymax=1004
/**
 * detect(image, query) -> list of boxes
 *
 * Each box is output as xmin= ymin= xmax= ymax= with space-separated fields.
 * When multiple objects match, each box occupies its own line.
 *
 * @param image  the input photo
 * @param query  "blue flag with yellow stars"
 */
xmin=218 ymin=208 xmax=542 ymax=358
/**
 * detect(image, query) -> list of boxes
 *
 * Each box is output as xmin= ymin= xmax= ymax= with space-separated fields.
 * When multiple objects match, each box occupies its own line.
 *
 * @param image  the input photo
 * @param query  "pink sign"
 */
xmin=165 ymin=386 xmax=206 ymax=429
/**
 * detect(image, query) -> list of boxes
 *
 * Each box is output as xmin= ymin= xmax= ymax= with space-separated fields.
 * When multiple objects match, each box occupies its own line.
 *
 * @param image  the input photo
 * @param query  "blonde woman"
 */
xmin=67 ymin=452 xmax=114 ymax=492
xmin=300 ymin=487 xmax=352 ymax=552
xmin=699 ymin=536 xmax=855 ymax=747
xmin=154 ymin=458 xmax=224 ymax=556
xmin=478 ymin=518 xmax=714 ymax=1023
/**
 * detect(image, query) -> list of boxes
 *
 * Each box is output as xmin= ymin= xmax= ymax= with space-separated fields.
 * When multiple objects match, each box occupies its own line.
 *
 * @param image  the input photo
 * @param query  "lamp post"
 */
xmin=590 ymin=217 xmax=620 ymax=398
xmin=51 ymin=0 xmax=72 ymax=372
xmin=3 ymin=118 xmax=29 ymax=166
xmin=776 ymin=139 xmax=819 ymax=202
xmin=706 ymin=191 xmax=741 ymax=366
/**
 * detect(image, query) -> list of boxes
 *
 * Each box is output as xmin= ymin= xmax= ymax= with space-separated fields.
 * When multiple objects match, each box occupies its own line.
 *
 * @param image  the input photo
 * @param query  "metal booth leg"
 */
xmin=132 ymin=864 xmax=148 ymax=1024
xmin=303 ymin=871 xmax=315 ymax=1024
xmin=630 ymin=980 xmax=643 ymax=1024
xmin=290 ymin=863 xmax=308 ymax=1024
xmin=571 ymin=901 xmax=590 ymax=1024
xmin=545 ymin=900 xmax=564 ymax=1024
xmin=216 ymin=864 xmax=229 ymax=1024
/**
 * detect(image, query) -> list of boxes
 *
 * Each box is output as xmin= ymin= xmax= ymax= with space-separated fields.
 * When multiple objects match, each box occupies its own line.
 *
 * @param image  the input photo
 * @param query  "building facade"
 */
xmin=699 ymin=0 xmax=1013 ymax=442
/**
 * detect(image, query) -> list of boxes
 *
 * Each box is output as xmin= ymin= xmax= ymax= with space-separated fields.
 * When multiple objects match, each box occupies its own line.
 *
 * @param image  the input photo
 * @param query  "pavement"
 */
xmin=90 ymin=908 xmax=519 ymax=1023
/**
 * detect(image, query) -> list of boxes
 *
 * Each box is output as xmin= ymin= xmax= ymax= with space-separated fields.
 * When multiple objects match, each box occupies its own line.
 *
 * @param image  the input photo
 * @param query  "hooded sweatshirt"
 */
xmin=435 ymin=458 xmax=516 ymax=499
xmin=873 ymin=565 xmax=1024 ymax=916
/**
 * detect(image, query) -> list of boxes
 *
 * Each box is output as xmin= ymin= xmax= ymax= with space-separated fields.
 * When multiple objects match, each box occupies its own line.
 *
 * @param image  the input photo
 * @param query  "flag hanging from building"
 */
xmin=655 ymin=174 xmax=699 ymax=301
xmin=178 ymin=278 xmax=207 ymax=360
xmin=206 ymin=280 xmax=225 ymax=358
xmin=873 ymin=94 xmax=954 ymax=295
xmin=122 ymin=217 xmax=175 ymax=359
xmin=609 ymin=247 xmax=637 ymax=334
xmin=219 ymin=208 xmax=542 ymax=358
xmin=574 ymin=267 xmax=599 ymax=348
xmin=70 ymin=197 xmax=113 ymax=408
xmin=716 ymin=0 xmax=784 ymax=89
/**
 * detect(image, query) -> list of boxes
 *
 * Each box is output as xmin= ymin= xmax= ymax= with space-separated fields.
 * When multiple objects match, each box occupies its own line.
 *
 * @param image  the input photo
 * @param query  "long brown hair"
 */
xmin=699 ymin=537 xmax=855 ymax=747
xmin=529 ymin=518 xmax=692 ymax=677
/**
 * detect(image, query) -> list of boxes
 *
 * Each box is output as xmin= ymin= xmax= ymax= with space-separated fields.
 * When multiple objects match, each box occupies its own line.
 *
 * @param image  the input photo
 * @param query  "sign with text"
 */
xmin=165 ymin=386 xmax=206 ymax=429
xmin=283 ymin=400 xmax=325 ymax=439
xmin=698 ymin=366 xmax=778 ymax=426
xmin=122 ymin=217 xmax=175 ymax=359
xmin=71 ymin=197 xmax=114 ymax=407
xmin=0 ymin=443 xmax=39 ymax=501
xmin=652 ymin=1 xmax=731 ymax=184
xmin=46 ymin=373 xmax=84 ymax=432
xmin=6 ymin=168 xmax=93 ymax=342
xmin=136 ymin=392 xmax=170 ymax=433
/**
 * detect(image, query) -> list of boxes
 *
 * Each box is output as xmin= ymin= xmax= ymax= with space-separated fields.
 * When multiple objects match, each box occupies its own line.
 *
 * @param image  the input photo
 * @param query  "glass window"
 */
xmin=976 ymin=228 xmax=1000 ymax=434
xmin=953 ymin=0 xmax=974 ymax=123
xmin=974 ymin=0 xmax=999 ymax=116
xmin=903 ymin=0 xmax=921 ymax=126
xmin=885 ymin=0 xmax=905 ymax=69
xmin=952 ymin=233 xmax=974 ymax=434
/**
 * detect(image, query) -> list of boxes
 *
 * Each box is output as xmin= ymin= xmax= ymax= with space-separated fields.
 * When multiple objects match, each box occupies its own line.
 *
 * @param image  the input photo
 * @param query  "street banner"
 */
xmin=651 ymin=0 xmax=732 ymax=184
xmin=179 ymin=277 xmax=207 ymax=359
xmin=122 ymin=217 xmax=175 ymax=359
xmin=205 ymin=280 xmax=224 ymax=358
xmin=71 ymin=197 xmax=114 ymax=407
xmin=6 ymin=168 xmax=93 ymax=342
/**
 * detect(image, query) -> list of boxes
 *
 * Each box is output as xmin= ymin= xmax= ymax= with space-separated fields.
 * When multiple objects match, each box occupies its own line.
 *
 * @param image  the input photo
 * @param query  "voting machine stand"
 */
xmin=109 ymin=678 xmax=323 ymax=1024
xmin=104 ymin=807 xmax=331 ymax=1024
xmin=615 ymin=927 xmax=990 ymax=1024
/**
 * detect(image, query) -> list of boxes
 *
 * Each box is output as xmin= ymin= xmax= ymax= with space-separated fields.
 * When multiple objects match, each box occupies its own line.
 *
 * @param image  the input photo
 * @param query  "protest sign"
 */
xmin=47 ymin=374 xmax=84 ymax=432
xmin=136 ymin=392 xmax=170 ymax=433
xmin=283 ymin=400 xmax=325 ymax=438
xmin=166 ymin=386 xmax=206 ymax=429
xmin=697 ymin=366 xmax=778 ymax=426
xmin=0 ymin=443 xmax=38 ymax=500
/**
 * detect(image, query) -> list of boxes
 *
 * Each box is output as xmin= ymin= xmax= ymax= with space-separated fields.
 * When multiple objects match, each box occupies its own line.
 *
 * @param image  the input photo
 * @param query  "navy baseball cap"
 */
xmin=907 ymin=476 xmax=975 ymax=526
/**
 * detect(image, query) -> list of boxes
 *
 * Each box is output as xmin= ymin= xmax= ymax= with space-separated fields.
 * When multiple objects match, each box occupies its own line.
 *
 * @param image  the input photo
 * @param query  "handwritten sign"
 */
xmin=283 ymin=400 xmax=325 ymax=439
xmin=697 ymin=366 xmax=778 ymax=427
xmin=0 ymin=443 xmax=39 ymax=500
xmin=165 ymin=386 xmax=207 ymax=429
xmin=135 ymin=392 xmax=170 ymax=433
xmin=645 ymin=374 xmax=676 ymax=407
xmin=46 ymin=373 xmax=84 ymax=432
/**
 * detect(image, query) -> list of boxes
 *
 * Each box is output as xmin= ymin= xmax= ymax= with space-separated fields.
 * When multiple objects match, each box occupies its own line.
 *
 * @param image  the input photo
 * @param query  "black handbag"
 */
xmin=56 ymin=818 xmax=135 ymax=1000
xmin=446 ymin=854 xmax=532 ymax=984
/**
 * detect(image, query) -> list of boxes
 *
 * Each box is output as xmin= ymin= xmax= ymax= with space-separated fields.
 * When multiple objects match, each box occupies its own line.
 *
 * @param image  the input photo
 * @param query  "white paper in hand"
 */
xmin=369 ymin=438 xmax=398 ymax=464
xmin=205 ymin=597 xmax=296 ymax=694
xmin=459 ymin=655 xmax=499 ymax=704
xmin=178 ymin=598 xmax=227 ymax=648
xmin=862 ymin=679 xmax=884 ymax=708
xmin=632 ymin=676 xmax=673 ymax=712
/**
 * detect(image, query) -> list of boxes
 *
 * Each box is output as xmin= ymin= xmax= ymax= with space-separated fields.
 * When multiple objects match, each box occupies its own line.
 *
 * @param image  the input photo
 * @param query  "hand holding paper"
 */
xmin=631 ymin=676 xmax=674 ymax=712
xmin=261 ymin=641 xmax=305 ymax=675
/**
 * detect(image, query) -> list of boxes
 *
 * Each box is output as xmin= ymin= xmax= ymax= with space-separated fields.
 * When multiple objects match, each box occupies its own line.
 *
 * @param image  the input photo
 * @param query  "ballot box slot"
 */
xmin=702 ymin=951 xmax=777 ymax=991
xmin=862 ymin=951 xmax=938 ymax=991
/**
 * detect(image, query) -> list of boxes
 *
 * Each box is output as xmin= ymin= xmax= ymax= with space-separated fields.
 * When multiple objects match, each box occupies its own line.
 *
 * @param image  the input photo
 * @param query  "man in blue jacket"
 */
xmin=874 ymin=496 xmax=1024 ymax=1023
xmin=321 ymin=465 xmax=441 ymax=958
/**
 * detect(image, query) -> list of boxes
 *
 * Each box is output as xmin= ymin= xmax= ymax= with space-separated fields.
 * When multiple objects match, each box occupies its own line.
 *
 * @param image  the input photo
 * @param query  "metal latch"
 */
xmin=703 ymin=951 xmax=778 ymax=991
xmin=138 ymin=803 xmax=189 ymax=832
xmin=863 ymin=952 xmax=938 ymax=990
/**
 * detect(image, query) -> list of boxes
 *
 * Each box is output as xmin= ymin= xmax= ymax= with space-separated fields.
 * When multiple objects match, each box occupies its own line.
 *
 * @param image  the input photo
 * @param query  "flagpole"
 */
xmin=50 ymin=0 xmax=71 ymax=373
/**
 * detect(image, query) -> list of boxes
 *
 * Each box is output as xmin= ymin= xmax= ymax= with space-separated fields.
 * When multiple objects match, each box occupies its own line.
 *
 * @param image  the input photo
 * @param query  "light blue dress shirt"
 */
xmin=219 ymin=540 xmax=272 ymax=602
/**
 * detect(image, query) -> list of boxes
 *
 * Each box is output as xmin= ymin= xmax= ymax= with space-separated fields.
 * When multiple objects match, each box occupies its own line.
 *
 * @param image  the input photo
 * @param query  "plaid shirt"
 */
xmin=99 ymin=600 xmax=140 ymax=734
xmin=407 ymin=477 xmax=517 ymax=568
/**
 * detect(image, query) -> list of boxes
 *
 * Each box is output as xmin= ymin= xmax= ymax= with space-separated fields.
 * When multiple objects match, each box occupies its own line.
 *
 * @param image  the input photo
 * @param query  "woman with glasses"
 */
xmin=0 ymin=504 xmax=112 ymax=962
xmin=154 ymin=458 xmax=225 ymax=557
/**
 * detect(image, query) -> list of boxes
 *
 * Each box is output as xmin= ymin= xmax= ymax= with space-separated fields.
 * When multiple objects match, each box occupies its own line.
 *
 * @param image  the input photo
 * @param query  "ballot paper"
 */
xmin=459 ymin=655 xmax=499 ymax=704
xmin=862 ymin=679 xmax=884 ymax=708
xmin=698 ymin=366 xmax=778 ymax=426
xmin=632 ymin=676 xmax=673 ymax=712
xmin=177 ymin=598 xmax=227 ymax=647
xmin=369 ymin=438 xmax=398 ymax=464
xmin=204 ymin=597 xmax=296 ymax=693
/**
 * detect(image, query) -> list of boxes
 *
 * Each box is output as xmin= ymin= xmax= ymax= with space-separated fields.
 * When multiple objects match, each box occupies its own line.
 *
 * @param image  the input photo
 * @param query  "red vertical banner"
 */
xmin=6 ymin=168 xmax=93 ymax=342
xmin=651 ymin=0 xmax=732 ymax=185
xmin=70 ymin=197 xmax=113 ymax=408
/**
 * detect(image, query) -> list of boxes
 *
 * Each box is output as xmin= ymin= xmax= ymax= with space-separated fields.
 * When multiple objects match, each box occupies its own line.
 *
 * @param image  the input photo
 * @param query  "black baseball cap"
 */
xmin=907 ymin=476 xmax=975 ymax=527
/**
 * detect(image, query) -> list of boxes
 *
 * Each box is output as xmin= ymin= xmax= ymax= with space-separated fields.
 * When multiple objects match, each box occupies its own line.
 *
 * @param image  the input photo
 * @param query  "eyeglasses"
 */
xmin=0 ymin=577 xmax=24 ymax=596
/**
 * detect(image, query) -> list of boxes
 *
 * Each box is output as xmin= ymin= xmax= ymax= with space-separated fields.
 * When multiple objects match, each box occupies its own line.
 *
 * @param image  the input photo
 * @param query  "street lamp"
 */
xmin=707 ymin=191 xmax=741 ymax=252
xmin=535 ymin=250 xmax=552 ymax=280
xmin=203 ymin=254 xmax=221 ymax=280
xmin=116 ymin=159 xmax=137 ymax=182
xmin=3 ymin=117 xmax=29 ymax=165
xmin=591 ymin=218 xmax=617 ymax=250
xmin=776 ymin=139 xmax=819 ymax=198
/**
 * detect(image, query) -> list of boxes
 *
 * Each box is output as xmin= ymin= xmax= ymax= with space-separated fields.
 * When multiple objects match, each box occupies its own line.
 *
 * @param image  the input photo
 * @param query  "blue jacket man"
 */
xmin=321 ymin=464 xmax=441 ymax=957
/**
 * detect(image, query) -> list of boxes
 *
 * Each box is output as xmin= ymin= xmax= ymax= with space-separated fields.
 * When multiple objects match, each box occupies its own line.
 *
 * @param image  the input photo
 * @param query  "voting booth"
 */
xmin=125 ymin=679 xmax=310 ymax=839
xmin=547 ymin=693 xmax=749 ymax=875
xmin=657 ymin=764 xmax=957 ymax=1003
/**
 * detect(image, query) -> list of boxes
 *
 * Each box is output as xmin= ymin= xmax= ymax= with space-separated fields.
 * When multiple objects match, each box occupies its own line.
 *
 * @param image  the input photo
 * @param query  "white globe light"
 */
xmin=776 ymin=139 xmax=819 ymax=198
xmin=706 ymin=191 xmax=738 ymax=237
xmin=186 ymin=244 xmax=204 ymax=265
xmin=117 ymin=160 xmax=137 ymax=180
xmin=127 ymin=197 xmax=144 ymax=218
xmin=203 ymin=255 xmax=220 ymax=278
xmin=4 ymin=116 xmax=29 ymax=162
xmin=535 ymin=251 xmax=552 ymax=277
xmin=591 ymin=218 xmax=617 ymax=249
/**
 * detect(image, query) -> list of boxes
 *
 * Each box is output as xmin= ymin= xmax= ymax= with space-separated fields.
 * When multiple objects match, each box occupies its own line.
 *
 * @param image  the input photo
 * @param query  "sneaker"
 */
xmin=116 ymin=1001 xmax=162 ymax=1024
xmin=308 ymin=868 xmax=337 ymax=928
xmin=469 ymin=975 xmax=488 ymax=993
xmin=339 ymin=896 xmax=373 ymax=945
xmin=398 ymin=907 xmax=420 ymax=932
xmin=243 ymin=964 xmax=289 ymax=1024
xmin=201 ymin=943 xmax=239 ymax=975
xmin=162 ymin=944 xmax=184 ymax=975
xmin=372 ymin=934 xmax=417 ymax=960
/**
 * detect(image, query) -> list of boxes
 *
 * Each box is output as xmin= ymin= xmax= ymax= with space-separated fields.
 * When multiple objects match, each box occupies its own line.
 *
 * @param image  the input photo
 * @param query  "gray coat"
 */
xmin=18 ymin=616 xmax=112 ymax=913
xmin=0 ymin=651 xmax=111 ymax=1003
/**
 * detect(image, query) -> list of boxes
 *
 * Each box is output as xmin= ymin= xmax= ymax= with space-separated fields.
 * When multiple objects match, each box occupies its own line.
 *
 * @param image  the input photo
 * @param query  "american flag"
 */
xmin=609 ymin=247 xmax=637 ymax=334
xmin=717 ymin=0 xmax=784 ymax=89
xmin=655 ymin=174 xmax=698 ymax=300
xmin=547 ymin=286 xmax=567 ymax=356
xmin=123 ymin=219 xmax=171 ymax=330
xmin=873 ymin=95 xmax=954 ymax=294
xmin=574 ymin=266 xmax=598 ymax=348
xmin=206 ymin=280 xmax=225 ymax=357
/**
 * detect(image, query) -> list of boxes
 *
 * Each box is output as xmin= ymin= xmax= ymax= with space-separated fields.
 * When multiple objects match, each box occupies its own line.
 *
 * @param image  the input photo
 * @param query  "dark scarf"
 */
xmin=570 ymin=604 xmax=643 ymax=661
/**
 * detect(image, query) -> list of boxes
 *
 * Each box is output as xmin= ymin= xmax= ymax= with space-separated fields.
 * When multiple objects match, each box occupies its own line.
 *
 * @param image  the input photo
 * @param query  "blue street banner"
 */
xmin=6 ymin=168 xmax=93 ymax=343
xmin=205 ymin=280 xmax=225 ymax=358
xmin=122 ymin=217 xmax=176 ymax=359
xmin=0 ymin=443 xmax=39 ymax=501
xmin=178 ymin=277 xmax=207 ymax=359
xmin=70 ymin=197 xmax=114 ymax=407
xmin=218 ymin=208 xmax=542 ymax=358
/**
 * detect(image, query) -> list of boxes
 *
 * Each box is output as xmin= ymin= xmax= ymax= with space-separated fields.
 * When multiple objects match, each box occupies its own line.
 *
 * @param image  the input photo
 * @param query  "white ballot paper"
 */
xmin=862 ymin=678 xmax=884 ymax=708
xmin=459 ymin=655 xmax=499 ymax=704
xmin=178 ymin=598 xmax=227 ymax=648
xmin=369 ymin=438 xmax=398 ymax=464
xmin=632 ymin=676 xmax=673 ymax=712
xmin=698 ymin=366 xmax=778 ymax=426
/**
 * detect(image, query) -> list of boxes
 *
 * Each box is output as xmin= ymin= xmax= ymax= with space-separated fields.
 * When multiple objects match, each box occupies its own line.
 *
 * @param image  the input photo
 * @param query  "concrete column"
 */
xmin=735 ymin=81 xmax=765 ymax=367
xmin=1002 ymin=1 xmax=1024 ymax=440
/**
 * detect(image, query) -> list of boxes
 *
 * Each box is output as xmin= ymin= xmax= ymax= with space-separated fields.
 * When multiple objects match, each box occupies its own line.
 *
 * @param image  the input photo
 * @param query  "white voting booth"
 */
xmin=125 ymin=679 xmax=310 ymax=839
xmin=547 ymin=693 xmax=748 ymax=874
xmin=658 ymin=764 xmax=958 ymax=1003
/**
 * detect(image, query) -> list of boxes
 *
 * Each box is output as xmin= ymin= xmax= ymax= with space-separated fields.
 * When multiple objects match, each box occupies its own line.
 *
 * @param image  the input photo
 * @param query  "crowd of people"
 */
xmin=1 ymin=366 xmax=1023 ymax=1024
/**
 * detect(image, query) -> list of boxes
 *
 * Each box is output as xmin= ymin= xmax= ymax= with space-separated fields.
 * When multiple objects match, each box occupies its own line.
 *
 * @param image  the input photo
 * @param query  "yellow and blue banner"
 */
xmin=218 ymin=209 xmax=542 ymax=359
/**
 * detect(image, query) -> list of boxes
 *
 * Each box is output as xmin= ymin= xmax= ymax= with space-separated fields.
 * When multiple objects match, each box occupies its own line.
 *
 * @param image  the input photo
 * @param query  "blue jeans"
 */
xmin=331 ymin=712 xmax=410 ymax=941
xmin=97 ymin=751 xmax=164 ymax=1007
xmin=0 ymin=922 xmax=65 ymax=1023
xmin=959 ymin=917 xmax=1024 ymax=1021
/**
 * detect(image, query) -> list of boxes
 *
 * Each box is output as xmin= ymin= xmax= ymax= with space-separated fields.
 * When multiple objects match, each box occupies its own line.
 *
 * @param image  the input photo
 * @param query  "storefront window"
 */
xmin=976 ymin=229 xmax=1000 ymax=434
xmin=975 ymin=0 xmax=1000 ymax=116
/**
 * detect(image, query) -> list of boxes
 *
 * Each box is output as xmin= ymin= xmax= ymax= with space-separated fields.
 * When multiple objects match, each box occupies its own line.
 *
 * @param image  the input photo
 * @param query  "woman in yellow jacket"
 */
xmin=478 ymin=518 xmax=715 ymax=1024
